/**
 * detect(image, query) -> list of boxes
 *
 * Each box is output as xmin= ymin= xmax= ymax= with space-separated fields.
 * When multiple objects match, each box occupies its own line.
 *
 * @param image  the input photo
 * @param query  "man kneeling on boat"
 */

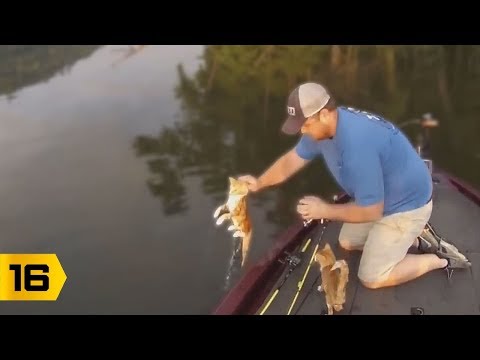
xmin=239 ymin=82 xmax=471 ymax=290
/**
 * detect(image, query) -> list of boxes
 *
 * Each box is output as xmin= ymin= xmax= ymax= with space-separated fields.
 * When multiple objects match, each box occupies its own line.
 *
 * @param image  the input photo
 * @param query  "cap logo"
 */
xmin=287 ymin=106 xmax=296 ymax=116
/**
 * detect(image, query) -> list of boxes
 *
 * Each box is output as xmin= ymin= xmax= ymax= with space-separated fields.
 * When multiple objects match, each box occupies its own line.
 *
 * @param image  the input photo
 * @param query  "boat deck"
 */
xmin=257 ymin=173 xmax=480 ymax=315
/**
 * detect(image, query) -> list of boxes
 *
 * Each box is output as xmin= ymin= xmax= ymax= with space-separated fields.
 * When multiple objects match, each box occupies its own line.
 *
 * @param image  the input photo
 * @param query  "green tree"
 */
xmin=0 ymin=45 xmax=102 ymax=99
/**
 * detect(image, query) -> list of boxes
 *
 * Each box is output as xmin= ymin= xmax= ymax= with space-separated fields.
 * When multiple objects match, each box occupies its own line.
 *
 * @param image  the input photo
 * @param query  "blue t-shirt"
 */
xmin=295 ymin=106 xmax=432 ymax=216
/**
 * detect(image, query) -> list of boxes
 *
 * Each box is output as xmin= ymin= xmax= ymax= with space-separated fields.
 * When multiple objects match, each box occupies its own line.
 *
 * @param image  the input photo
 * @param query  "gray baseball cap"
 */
xmin=281 ymin=82 xmax=331 ymax=135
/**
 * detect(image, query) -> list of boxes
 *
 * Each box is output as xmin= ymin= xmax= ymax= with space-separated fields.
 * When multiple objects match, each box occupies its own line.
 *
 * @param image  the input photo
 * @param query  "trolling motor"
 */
xmin=416 ymin=113 xmax=439 ymax=175
xmin=398 ymin=113 xmax=439 ymax=178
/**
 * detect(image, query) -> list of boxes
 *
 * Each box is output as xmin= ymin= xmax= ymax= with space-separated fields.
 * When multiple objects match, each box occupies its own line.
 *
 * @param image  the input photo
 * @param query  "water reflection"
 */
xmin=0 ymin=45 xmax=215 ymax=314
xmin=0 ymin=45 xmax=102 ymax=100
xmin=111 ymin=45 xmax=148 ymax=68
xmin=134 ymin=133 xmax=189 ymax=215
xmin=134 ymin=45 xmax=480 ymax=232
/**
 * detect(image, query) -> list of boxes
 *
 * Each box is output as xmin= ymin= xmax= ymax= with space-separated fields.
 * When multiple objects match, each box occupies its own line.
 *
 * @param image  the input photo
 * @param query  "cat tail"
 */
xmin=241 ymin=230 xmax=252 ymax=267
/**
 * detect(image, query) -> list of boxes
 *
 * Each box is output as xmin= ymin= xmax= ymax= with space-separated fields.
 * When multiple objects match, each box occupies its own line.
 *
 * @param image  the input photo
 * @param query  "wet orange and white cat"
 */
xmin=315 ymin=243 xmax=349 ymax=315
xmin=213 ymin=177 xmax=252 ymax=267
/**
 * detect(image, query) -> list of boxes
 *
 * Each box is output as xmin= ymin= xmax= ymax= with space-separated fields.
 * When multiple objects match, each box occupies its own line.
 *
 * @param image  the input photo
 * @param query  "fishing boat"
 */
xmin=212 ymin=114 xmax=480 ymax=315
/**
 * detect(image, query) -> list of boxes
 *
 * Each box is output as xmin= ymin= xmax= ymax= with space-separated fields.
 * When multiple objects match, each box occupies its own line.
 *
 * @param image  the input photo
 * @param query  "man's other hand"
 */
xmin=297 ymin=195 xmax=330 ymax=220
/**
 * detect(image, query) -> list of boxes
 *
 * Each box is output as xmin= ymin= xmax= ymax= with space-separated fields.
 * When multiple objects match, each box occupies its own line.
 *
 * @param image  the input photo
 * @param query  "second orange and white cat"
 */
xmin=213 ymin=177 xmax=252 ymax=267
xmin=315 ymin=243 xmax=349 ymax=315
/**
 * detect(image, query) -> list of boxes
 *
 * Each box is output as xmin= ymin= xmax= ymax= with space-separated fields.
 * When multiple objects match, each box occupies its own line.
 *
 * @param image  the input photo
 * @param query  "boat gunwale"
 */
xmin=212 ymin=219 xmax=309 ymax=315
xmin=437 ymin=169 xmax=480 ymax=207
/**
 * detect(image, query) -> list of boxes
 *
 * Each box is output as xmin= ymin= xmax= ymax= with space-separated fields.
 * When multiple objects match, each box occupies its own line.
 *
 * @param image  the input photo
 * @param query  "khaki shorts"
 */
xmin=339 ymin=200 xmax=433 ymax=283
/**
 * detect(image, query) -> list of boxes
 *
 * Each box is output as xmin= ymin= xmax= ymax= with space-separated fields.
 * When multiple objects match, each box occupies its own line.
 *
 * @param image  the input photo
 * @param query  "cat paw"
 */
xmin=317 ymin=285 xmax=323 ymax=293
xmin=213 ymin=205 xmax=226 ymax=218
xmin=228 ymin=225 xmax=236 ymax=231
xmin=233 ymin=231 xmax=245 ymax=238
xmin=216 ymin=213 xmax=231 ymax=226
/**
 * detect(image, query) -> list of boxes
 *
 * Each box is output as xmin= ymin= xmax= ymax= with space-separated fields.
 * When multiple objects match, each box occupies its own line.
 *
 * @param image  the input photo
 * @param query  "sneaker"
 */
xmin=444 ymin=256 xmax=471 ymax=269
xmin=417 ymin=223 xmax=469 ymax=263
xmin=437 ymin=253 xmax=471 ymax=279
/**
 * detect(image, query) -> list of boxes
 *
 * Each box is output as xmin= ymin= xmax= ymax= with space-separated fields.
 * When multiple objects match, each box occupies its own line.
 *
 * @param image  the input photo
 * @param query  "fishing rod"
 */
xmin=287 ymin=218 xmax=329 ymax=315
xmin=259 ymin=236 xmax=312 ymax=315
